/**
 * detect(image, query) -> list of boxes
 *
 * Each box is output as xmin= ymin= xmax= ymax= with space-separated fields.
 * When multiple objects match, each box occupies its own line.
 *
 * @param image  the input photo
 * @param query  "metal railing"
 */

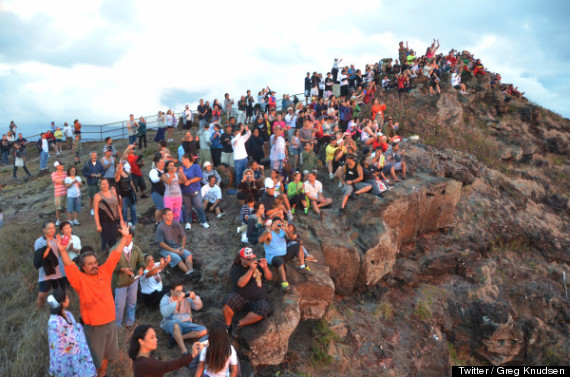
xmin=21 ymin=91 xmax=308 ymax=144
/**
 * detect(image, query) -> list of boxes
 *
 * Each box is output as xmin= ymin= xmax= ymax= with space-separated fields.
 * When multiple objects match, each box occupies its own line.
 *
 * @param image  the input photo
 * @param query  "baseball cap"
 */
xmin=264 ymin=177 xmax=275 ymax=189
xmin=54 ymin=161 xmax=63 ymax=167
xmin=105 ymin=146 xmax=113 ymax=152
xmin=203 ymin=161 xmax=212 ymax=168
xmin=239 ymin=247 xmax=256 ymax=259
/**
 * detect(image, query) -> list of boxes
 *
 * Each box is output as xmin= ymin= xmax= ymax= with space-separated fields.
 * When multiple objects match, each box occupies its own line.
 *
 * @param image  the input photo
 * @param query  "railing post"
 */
xmin=100 ymin=125 xmax=103 ymax=142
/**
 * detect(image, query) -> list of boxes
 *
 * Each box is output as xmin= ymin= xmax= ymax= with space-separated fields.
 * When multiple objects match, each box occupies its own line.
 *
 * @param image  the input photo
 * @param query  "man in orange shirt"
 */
xmin=371 ymin=99 xmax=387 ymax=124
xmin=57 ymin=221 xmax=130 ymax=377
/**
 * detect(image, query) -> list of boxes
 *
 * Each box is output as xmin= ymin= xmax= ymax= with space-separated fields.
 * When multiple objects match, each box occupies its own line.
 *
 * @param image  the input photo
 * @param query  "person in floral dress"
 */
xmin=47 ymin=287 xmax=96 ymax=377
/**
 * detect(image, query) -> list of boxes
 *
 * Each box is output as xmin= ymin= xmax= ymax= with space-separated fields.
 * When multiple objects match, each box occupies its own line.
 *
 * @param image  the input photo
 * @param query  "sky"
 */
xmin=1 ymin=0 xmax=569 ymax=137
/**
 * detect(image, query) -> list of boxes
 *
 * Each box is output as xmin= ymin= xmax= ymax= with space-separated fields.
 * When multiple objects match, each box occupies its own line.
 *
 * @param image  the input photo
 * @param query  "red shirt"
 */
xmin=51 ymin=171 xmax=68 ymax=197
xmin=127 ymin=154 xmax=142 ymax=177
xmin=371 ymin=103 xmax=386 ymax=120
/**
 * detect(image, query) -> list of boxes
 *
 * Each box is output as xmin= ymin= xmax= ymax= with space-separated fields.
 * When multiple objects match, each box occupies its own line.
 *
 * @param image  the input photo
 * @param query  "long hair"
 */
xmin=205 ymin=321 xmax=232 ymax=373
xmin=128 ymin=324 xmax=153 ymax=361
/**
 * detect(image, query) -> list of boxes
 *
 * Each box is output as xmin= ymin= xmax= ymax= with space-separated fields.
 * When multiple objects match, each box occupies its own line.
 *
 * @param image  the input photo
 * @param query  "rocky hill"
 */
xmin=0 ymin=71 xmax=569 ymax=377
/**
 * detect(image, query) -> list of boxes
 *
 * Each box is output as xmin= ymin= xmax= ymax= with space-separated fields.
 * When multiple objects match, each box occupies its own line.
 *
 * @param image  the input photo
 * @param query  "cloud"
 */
xmin=0 ymin=0 xmax=569 ymax=138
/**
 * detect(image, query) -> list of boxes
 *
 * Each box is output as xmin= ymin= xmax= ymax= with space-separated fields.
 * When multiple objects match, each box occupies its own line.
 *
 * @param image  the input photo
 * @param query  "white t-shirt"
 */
xmin=339 ymin=72 xmax=348 ymax=86
xmin=140 ymin=262 xmax=163 ymax=294
xmin=201 ymin=184 xmax=222 ymax=203
xmin=198 ymin=345 xmax=238 ymax=377
xmin=451 ymin=73 xmax=461 ymax=87
xmin=231 ymin=130 xmax=251 ymax=160
xmin=64 ymin=176 xmax=82 ymax=198
xmin=303 ymin=180 xmax=323 ymax=200
xmin=66 ymin=234 xmax=81 ymax=260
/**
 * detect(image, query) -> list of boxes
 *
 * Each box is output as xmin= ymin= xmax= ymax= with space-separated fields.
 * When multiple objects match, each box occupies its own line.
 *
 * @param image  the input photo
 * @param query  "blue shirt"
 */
xmin=181 ymin=164 xmax=203 ymax=194
xmin=210 ymin=130 xmax=223 ymax=149
xmin=264 ymin=229 xmax=287 ymax=265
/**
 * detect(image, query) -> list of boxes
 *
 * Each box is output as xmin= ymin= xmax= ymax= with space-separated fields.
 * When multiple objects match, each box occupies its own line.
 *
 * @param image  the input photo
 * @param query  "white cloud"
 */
xmin=0 ymin=0 xmax=568 ymax=136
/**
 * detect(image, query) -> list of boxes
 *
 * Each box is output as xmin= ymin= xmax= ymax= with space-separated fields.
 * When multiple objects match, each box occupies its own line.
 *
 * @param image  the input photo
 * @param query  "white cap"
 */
xmin=264 ymin=177 xmax=275 ymax=189
xmin=203 ymin=161 xmax=212 ymax=168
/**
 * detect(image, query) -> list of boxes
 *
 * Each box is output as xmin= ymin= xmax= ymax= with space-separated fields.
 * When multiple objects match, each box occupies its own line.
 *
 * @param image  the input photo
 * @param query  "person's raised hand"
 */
xmin=54 ymin=234 xmax=67 ymax=253
xmin=118 ymin=221 xmax=130 ymax=238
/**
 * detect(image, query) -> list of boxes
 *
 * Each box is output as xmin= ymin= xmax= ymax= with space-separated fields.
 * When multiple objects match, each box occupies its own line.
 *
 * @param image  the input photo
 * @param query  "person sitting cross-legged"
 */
xmin=201 ymin=175 xmax=224 ymax=219
xmin=222 ymin=247 xmax=273 ymax=338
xmin=303 ymin=171 xmax=333 ymax=219
xmin=258 ymin=217 xmax=311 ymax=292
xmin=155 ymin=208 xmax=194 ymax=275
xmin=159 ymin=281 xmax=207 ymax=354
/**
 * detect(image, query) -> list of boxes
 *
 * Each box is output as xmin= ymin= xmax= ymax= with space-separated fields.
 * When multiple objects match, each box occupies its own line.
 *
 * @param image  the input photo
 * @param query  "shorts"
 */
xmin=382 ymin=164 xmax=394 ymax=174
xmin=221 ymin=152 xmax=234 ymax=167
xmin=393 ymin=162 xmax=402 ymax=171
xmin=132 ymin=174 xmax=147 ymax=192
xmin=453 ymin=85 xmax=461 ymax=90
xmin=54 ymin=195 xmax=66 ymax=211
xmin=223 ymin=292 xmax=271 ymax=318
xmin=84 ymin=320 xmax=119 ymax=368
xmin=342 ymin=182 xmax=372 ymax=196
xmin=289 ymin=147 xmax=300 ymax=156
xmin=205 ymin=201 xmax=221 ymax=212
xmin=162 ymin=319 xmax=206 ymax=338
xmin=55 ymin=139 xmax=63 ymax=143
xmin=67 ymin=196 xmax=81 ymax=212
xmin=74 ymin=130 xmax=81 ymax=135
xmin=38 ymin=277 xmax=68 ymax=293
xmin=160 ymin=248 xmax=191 ymax=268
xmin=88 ymin=184 xmax=99 ymax=199
xmin=151 ymin=192 xmax=165 ymax=210
xmin=269 ymin=243 xmax=300 ymax=267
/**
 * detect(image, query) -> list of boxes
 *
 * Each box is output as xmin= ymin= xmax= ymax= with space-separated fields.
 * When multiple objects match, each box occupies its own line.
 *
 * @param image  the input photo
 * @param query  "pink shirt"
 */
xmin=51 ymin=171 xmax=68 ymax=197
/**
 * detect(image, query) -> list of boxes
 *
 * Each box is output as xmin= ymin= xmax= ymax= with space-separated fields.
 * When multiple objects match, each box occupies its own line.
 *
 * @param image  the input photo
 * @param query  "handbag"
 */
xmin=15 ymin=157 xmax=24 ymax=167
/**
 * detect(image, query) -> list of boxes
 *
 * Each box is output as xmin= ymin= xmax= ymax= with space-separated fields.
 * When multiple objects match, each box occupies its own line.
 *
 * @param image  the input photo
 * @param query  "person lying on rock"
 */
xmin=222 ymin=247 xmax=273 ymax=338
xmin=159 ymin=281 xmax=207 ymax=354
xmin=259 ymin=217 xmax=311 ymax=292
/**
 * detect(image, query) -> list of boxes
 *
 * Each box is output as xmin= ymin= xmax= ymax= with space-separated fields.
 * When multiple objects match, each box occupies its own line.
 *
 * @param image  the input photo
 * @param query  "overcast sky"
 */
xmin=1 ymin=0 xmax=569 ymax=136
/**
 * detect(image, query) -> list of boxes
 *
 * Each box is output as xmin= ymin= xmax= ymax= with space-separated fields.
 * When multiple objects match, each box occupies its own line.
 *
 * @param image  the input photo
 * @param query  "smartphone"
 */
xmin=60 ymin=235 xmax=70 ymax=246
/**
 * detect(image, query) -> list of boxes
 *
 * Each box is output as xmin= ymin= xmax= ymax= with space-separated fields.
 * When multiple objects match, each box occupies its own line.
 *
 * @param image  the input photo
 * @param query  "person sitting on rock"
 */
xmin=451 ymin=68 xmax=468 ymax=95
xmin=383 ymin=142 xmax=407 ymax=182
xmin=155 ymin=208 xmax=194 ymax=275
xmin=140 ymin=254 xmax=171 ymax=309
xmin=299 ymin=142 xmax=318 ymax=176
xmin=160 ymin=281 xmax=207 ymax=354
xmin=303 ymin=171 xmax=332 ymax=219
xmin=258 ymin=217 xmax=311 ymax=292
xmin=286 ymin=223 xmax=317 ymax=262
xmin=201 ymin=161 xmax=222 ymax=186
xmin=222 ymin=247 xmax=273 ymax=338
xmin=472 ymin=59 xmax=486 ymax=77
xmin=237 ymin=195 xmax=255 ymax=235
xmin=428 ymin=71 xmax=441 ymax=95
xmin=338 ymin=154 xmax=372 ymax=217
xmin=201 ymin=175 xmax=224 ymax=219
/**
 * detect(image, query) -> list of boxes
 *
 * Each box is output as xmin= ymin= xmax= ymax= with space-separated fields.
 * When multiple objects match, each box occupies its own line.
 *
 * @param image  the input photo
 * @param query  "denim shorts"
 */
xmin=67 ymin=196 xmax=81 ymax=213
xmin=162 ymin=319 xmax=206 ymax=337
xmin=151 ymin=192 xmax=164 ymax=210
xmin=160 ymin=248 xmax=191 ymax=268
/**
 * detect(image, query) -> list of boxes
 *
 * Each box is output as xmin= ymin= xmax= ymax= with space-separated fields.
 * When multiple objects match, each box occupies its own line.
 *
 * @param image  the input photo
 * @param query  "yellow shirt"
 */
xmin=326 ymin=144 xmax=338 ymax=162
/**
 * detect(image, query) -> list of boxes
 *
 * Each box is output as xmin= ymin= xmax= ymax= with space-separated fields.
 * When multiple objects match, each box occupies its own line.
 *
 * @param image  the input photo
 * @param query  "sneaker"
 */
xmin=338 ymin=181 xmax=343 ymax=188
xmin=217 ymin=213 xmax=225 ymax=218
xmin=73 ymin=220 xmax=81 ymax=226
xmin=236 ymin=226 xmax=241 ymax=234
xmin=291 ymin=207 xmax=296 ymax=215
xmin=305 ymin=254 xmax=318 ymax=262
xmin=55 ymin=220 xmax=61 ymax=226
xmin=90 ymin=209 xmax=94 ymax=216
xmin=128 ymin=222 xmax=133 ymax=227
xmin=287 ymin=212 xmax=293 ymax=221
xmin=338 ymin=208 xmax=344 ymax=217
xmin=297 ymin=265 xmax=311 ymax=273
xmin=281 ymin=281 xmax=290 ymax=292
xmin=304 ymin=207 xmax=309 ymax=214
xmin=329 ymin=173 xmax=334 ymax=180
xmin=201 ymin=222 xmax=210 ymax=229
xmin=185 ymin=223 xmax=192 ymax=230
xmin=185 ymin=268 xmax=194 ymax=275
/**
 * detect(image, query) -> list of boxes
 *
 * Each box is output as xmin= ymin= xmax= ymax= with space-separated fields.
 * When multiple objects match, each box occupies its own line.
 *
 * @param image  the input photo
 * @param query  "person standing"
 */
xmin=137 ymin=116 xmax=147 ymax=149
xmin=93 ymin=178 xmax=123 ymax=252
xmin=12 ymin=142 xmax=32 ymax=180
xmin=0 ymin=134 xmax=10 ymax=165
xmin=64 ymin=166 xmax=82 ymax=225
xmin=209 ymin=123 xmax=223 ymax=167
xmin=149 ymin=155 xmax=166 ymax=225
xmin=33 ymin=221 xmax=67 ymax=308
xmin=47 ymin=288 xmax=97 ymax=377
xmin=231 ymin=123 xmax=251 ymax=185
xmin=82 ymin=151 xmax=105 ymax=216
xmin=112 ymin=226 xmax=145 ymax=328
xmin=51 ymin=161 xmax=68 ymax=226
xmin=58 ymin=222 xmax=131 ymax=377
xmin=183 ymin=104 xmax=193 ymax=130
xmin=180 ymin=154 xmax=209 ymax=230
xmin=101 ymin=147 xmax=116 ymax=187
xmin=115 ymin=162 xmax=137 ymax=228
xmin=127 ymin=114 xmax=139 ymax=145
xmin=162 ymin=160 xmax=187 ymax=223
xmin=220 ymin=124 xmax=234 ymax=168
xmin=39 ymin=132 xmax=50 ymax=171
xmin=245 ymin=90 xmax=254 ymax=124
xmin=154 ymin=111 xmax=166 ymax=144
xmin=197 ymin=99 xmax=207 ymax=130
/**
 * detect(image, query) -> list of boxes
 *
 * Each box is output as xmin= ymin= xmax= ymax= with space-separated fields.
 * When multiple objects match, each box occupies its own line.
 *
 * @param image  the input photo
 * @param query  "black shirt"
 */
xmin=221 ymin=132 xmax=233 ymax=153
xmin=230 ymin=264 xmax=267 ymax=300
xmin=197 ymin=105 xmax=206 ymax=120
xmin=260 ymin=192 xmax=275 ymax=212
xmin=325 ymin=77 xmax=333 ymax=90
xmin=362 ymin=165 xmax=377 ymax=181
xmin=182 ymin=141 xmax=198 ymax=156
xmin=304 ymin=77 xmax=311 ymax=90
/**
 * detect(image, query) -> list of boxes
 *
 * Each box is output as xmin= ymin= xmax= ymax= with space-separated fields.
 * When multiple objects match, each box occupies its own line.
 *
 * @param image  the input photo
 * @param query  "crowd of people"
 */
xmin=23 ymin=38 xmax=527 ymax=377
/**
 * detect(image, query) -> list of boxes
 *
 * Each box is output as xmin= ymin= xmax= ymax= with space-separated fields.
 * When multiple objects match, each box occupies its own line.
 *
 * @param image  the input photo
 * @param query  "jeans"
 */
xmin=137 ymin=134 xmax=147 ymax=149
xmin=40 ymin=151 xmax=49 ymax=170
xmin=1 ymin=151 xmax=8 ymax=164
xmin=128 ymin=135 xmax=137 ymax=145
xmin=13 ymin=165 xmax=32 ymax=178
xmin=122 ymin=196 xmax=137 ymax=225
xmin=115 ymin=279 xmax=139 ymax=326
xmin=199 ymin=119 xmax=206 ymax=130
xmin=234 ymin=157 xmax=248 ymax=185
xmin=67 ymin=196 xmax=81 ymax=213
xmin=182 ymin=191 xmax=207 ymax=224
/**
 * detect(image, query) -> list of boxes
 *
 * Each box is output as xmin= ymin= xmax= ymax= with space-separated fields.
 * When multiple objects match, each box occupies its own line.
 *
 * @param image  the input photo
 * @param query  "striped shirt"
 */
xmin=51 ymin=171 xmax=68 ymax=197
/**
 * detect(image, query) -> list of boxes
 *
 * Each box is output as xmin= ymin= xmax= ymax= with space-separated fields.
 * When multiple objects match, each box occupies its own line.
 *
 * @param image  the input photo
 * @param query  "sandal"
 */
xmin=281 ymin=281 xmax=290 ymax=292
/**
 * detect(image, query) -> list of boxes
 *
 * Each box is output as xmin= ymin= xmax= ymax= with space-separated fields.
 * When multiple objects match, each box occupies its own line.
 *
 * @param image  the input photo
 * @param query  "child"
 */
xmin=237 ymin=195 xmax=255 ymax=234
xmin=286 ymin=171 xmax=308 ymax=214
xmin=287 ymin=224 xmax=317 ymax=263
xmin=72 ymin=135 xmax=82 ymax=165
